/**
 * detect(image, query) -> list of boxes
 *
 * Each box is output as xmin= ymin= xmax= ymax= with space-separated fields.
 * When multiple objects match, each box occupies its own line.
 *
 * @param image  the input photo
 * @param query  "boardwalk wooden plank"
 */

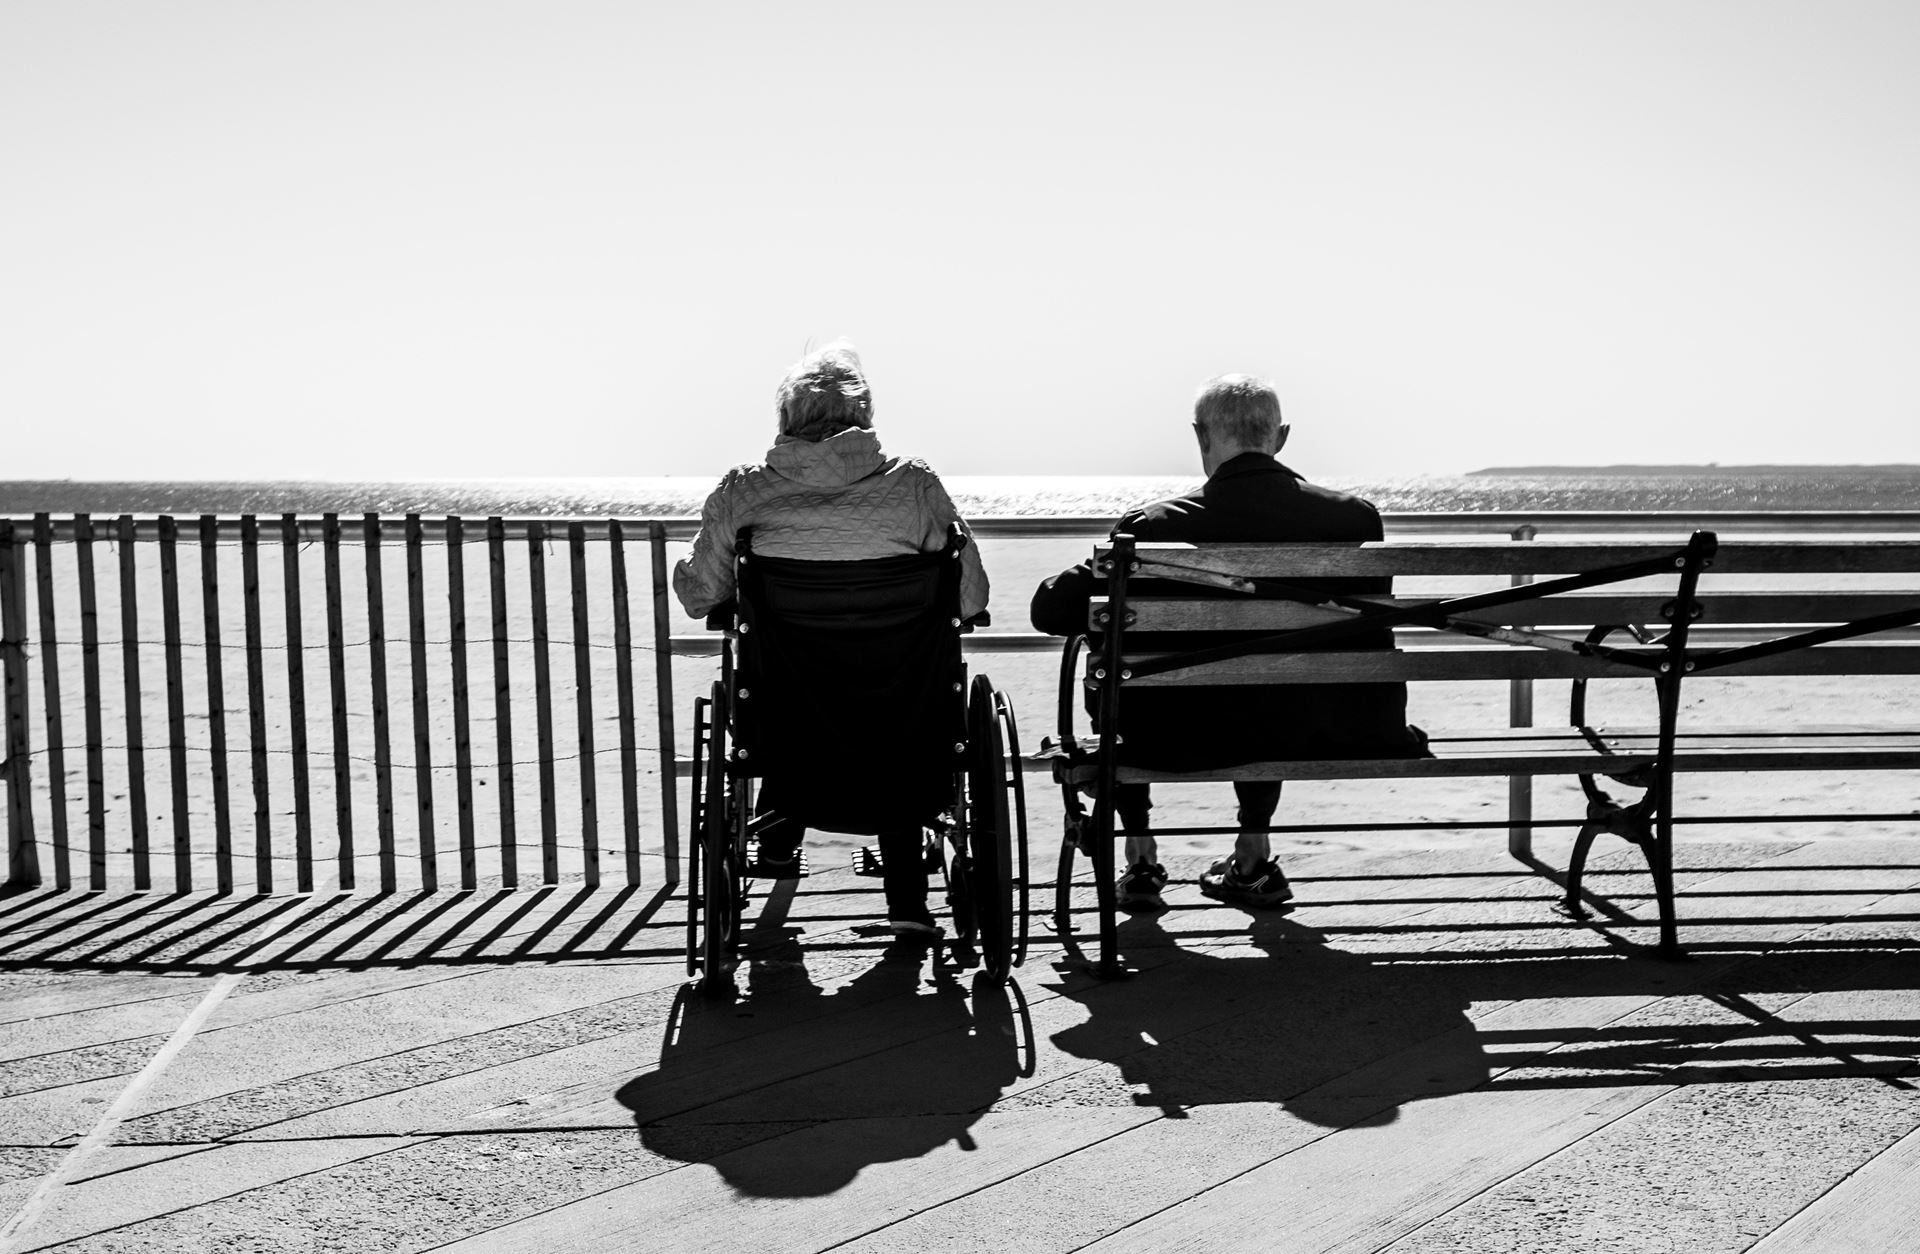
xmin=1748 ymin=1123 xmax=1920 ymax=1253
xmin=31 ymin=514 xmax=71 ymax=890
xmin=24 ymin=1137 xmax=429 ymax=1250
xmin=0 ymin=973 xmax=206 ymax=1027
xmin=436 ymin=1108 xmax=1163 ymax=1254
xmin=111 ymin=965 xmax=685 ymax=1129
xmin=1079 ymin=1085 xmax=1667 ymax=1254
xmin=839 ymin=1102 xmax=1390 ymax=1254
xmin=1380 ymin=1077 xmax=1920 ymax=1254
xmin=30 ymin=1126 xmax=776 ymax=1252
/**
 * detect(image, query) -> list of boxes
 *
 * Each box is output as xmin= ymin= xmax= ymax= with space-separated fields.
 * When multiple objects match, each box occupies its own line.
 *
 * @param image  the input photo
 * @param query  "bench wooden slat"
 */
xmin=1105 ymin=540 xmax=1920 ymax=579
xmin=1100 ymin=592 xmax=1920 ymax=634
xmin=1051 ymin=725 xmax=1920 ymax=784
xmin=1115 ymin=641 xmax=1920 ymax=685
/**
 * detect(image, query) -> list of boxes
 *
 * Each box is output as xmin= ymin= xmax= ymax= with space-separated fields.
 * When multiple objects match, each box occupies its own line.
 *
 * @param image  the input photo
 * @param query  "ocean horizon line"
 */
xmin=5 ymin=467 xmax=1919 ymax=517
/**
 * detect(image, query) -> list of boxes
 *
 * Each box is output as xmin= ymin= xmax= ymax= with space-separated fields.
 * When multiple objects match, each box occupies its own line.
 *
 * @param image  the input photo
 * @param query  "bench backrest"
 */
xmin=1087 ymin=537 xmax=1920 ymax=687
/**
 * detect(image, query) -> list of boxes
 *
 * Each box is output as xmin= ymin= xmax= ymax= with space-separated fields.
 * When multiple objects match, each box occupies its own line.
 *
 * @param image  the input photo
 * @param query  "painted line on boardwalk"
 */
xmin=0 ymin=972 xmax=245 ymax=1252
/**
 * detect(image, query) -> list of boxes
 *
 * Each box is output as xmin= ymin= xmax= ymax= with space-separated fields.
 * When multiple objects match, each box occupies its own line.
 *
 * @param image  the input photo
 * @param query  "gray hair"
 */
xmin=776 ymin=340 xmax=873 ymax=440
xmin=1194 ymin=373 xmax=1284 ymax=448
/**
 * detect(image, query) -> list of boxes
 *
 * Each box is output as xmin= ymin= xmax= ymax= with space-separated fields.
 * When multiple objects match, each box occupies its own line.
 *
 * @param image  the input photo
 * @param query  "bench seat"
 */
xmin=1050 ymin=725 xmax=1920 ymax=785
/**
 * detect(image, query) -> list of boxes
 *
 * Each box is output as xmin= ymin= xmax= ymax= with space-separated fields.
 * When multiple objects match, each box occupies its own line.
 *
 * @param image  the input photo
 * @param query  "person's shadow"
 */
xmin=617 ymin=901 xmax=1030 ymax=1197
xmin=1046 ymin=910 xmax=1489 ymax=1129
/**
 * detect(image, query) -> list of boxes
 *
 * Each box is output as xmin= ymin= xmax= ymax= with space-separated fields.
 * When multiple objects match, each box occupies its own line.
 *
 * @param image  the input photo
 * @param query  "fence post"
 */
xmin=77 ymin=514 xmax=107 ymax=890
xmin=118 ymin=515 xmax=152 ymax=890
xmin=527 ymin=521 xmax=558 ymax=884
xmin=33 ymin=515 xmax=70 ymax=889
xmin=487 ymin=517 xmax=517 ymax=888
xmin=649 ymin=522 xmax=680 ymax=886
xmin=609 ymin=521 xmax=641 ymax=886
xmin=2 ymin=522 xmax=42 ymax=887
xmin=1507 ymin=522 xmax=1537 ymax=859
xmin=568 ymin=522 xmax=599 ymax=888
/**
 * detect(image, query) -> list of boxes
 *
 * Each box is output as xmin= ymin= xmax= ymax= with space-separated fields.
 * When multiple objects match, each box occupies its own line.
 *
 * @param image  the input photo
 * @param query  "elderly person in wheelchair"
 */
xmin=674 ymin=341 xmax=995 ymax=943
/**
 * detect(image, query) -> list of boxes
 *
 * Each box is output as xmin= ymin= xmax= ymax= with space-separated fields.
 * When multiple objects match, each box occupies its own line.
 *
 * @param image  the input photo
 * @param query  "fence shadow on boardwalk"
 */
xmin=0 ymin=880 xmax=691 ymax=972
xmin=0 ymin=872 xmax=968 ymax=972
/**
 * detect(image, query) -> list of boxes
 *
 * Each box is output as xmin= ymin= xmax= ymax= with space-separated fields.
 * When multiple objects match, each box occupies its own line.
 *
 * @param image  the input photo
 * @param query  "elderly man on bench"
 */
xmin=1030 ymin=374 xmax=1424 ymax=911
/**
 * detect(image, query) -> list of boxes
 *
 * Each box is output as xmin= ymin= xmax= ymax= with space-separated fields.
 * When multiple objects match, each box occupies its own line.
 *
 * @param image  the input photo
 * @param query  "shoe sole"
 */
xmin=1197 ymin=882 xmax=1294 ymax=908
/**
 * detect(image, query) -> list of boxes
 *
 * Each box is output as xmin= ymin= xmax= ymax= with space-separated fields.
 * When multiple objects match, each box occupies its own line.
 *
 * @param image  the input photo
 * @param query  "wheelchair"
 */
xmin=686 ymin=526 xmax=1028 ymax=995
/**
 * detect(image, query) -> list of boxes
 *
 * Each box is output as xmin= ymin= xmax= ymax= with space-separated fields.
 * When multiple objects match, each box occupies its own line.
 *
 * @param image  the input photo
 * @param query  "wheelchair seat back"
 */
xmin=730 ymin=529 xmax=969 ymax=833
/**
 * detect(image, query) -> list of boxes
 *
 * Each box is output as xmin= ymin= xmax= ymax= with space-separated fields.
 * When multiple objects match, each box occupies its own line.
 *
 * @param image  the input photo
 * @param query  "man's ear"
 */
xmin=1193 ymin=422 xmax=1211 ymax=455
xmin=1272 ymin=423 xmax=1291 ymax=453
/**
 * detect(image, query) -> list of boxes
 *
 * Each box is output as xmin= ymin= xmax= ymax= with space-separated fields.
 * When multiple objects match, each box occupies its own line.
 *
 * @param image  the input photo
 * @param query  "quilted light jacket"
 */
xmin=672 ymin=427 xmax=990 ymax=621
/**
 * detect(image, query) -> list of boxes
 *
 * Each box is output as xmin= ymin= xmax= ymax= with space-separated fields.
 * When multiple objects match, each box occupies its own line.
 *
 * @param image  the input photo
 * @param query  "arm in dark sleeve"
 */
xmin=1029 ymin=511 xmax=1149 ymax=637
xmin=1029 ymin=561 xmax=1098 ymax=637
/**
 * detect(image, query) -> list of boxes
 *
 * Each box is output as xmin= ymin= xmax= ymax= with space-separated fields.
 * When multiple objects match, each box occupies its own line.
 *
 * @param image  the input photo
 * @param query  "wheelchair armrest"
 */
xmin=960 ymin=609 xmax=992 ymax=633
xmin=704 ymin=600 xmax=737 ymax=631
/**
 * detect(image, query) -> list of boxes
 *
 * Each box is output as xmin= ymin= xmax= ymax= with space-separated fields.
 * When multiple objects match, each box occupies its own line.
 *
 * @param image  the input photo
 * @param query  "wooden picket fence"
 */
xmin=9 ymin=507 xmax=1920 ymax=899
xmin=1 ymin=514 xmax=679 ymax=895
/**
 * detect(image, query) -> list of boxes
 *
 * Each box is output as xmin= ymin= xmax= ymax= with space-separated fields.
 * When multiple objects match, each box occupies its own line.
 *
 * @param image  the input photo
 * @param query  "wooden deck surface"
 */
xmin=2 ymin=831 xmax=1918 ymax=1253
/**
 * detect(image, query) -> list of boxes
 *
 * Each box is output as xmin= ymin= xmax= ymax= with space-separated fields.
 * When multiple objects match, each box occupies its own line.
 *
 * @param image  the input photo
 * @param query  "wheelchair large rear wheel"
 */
xmin=694 ymin=681 xmax=746 ymax=995
xmin=965 ymin=675 xmax=1028 ymax=982
xmin=685 ymin=694 xmax=711 ymax=978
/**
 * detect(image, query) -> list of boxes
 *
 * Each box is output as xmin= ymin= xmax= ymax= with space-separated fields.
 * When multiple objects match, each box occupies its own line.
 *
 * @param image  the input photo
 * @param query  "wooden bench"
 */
xmin=1046 ymin=530 xmax=1920 ymax=973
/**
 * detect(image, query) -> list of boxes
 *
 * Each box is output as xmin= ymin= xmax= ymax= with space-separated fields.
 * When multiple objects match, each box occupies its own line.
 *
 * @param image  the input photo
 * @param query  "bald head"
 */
xmin=1192 ymin=374 xmax=1288 ymax=476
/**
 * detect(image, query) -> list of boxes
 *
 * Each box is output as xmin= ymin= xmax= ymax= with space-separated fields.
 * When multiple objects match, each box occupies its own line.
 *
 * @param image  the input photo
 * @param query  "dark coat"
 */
xmin=1029 ymin=452 xmax=1422 ymax=768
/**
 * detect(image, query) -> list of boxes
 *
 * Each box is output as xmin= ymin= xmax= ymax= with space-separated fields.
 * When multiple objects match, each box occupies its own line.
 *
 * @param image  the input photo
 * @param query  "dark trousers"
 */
xmin=756 ymin=806 xmax=928 ymax=919
xmin=1113 ymin=781 xmax=1285 ymax=850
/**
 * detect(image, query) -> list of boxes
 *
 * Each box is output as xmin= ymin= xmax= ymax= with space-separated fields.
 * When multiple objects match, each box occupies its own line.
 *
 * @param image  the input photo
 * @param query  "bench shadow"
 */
xmin=1041 ymin=906 xmax=1920 ymax=1131
xmin=614 ymin=904 xmax=1029 ymax=1198
xmin=1046 ymin=913 xmax=1484 ymax=1128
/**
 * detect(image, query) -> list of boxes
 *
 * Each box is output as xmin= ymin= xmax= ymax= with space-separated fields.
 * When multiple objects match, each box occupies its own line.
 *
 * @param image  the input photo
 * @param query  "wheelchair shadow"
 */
xmin=616 ymin=901 xmax=1031 ymax=1198
xmin=1046 ymin=912 xmax=1488 ymax=1129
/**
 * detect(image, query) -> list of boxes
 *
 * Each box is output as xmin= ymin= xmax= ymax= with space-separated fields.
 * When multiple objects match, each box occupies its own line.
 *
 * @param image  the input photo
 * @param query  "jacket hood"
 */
xmin=764 ymin=427 xmax=892 ymax=487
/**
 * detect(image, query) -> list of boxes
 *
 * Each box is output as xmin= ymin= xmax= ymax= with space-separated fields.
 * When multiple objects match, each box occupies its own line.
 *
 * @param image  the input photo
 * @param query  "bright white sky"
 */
xmin=4 ymin=1 xmax=1917 ymax=481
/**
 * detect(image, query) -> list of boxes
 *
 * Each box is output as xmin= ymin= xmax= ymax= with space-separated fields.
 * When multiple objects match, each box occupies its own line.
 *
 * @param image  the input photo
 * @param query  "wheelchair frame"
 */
xmin=685 ymin=532 xmax=1028 ymax=996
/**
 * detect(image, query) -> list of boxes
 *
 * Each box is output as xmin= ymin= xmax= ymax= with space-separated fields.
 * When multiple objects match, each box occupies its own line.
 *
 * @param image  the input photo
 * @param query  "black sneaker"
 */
xmin=1116 ymin=861 xmax=1169 ymax=911
xmin=887 ymin=905 xmax=941 ymax=937
xmin=1197 ymin=857 xmax=1294 ymax=907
